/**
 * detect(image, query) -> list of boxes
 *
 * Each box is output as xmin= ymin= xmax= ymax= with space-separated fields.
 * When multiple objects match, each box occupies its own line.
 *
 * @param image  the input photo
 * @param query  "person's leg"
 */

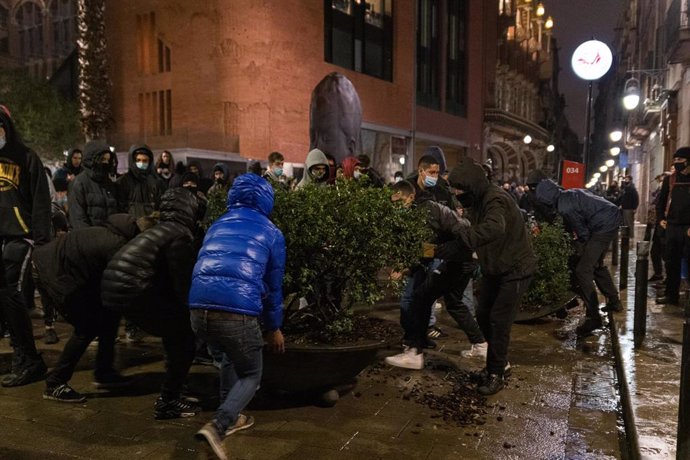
xmin=591 ymin=236 xmax=619 ymax=303
xmin=45 ymin=326 xmax=96 ymax=388
xmin=476 ymin=275 xmax=500 ymax=350
xmin=444 ymin=269 xmax=485 ymax=344
xmin=159 ymin=321 xmax=196 ymax=401
xmin=93 ymin=308 xmax=123 ymax=381
xmin=574 ymin=240 xmax=606 ymax=323
xmin=650 ymin=225 xmax=664 ymax=278
xmin=623 ymin=210 xmax=635 ymax=240
xmin=663 ymin=225 xmax=683 ymax=303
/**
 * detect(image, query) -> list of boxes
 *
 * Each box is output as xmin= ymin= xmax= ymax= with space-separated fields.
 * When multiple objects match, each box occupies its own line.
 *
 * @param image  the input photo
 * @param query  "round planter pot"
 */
xmin=514 ymin=295 xmax=579 ymax=323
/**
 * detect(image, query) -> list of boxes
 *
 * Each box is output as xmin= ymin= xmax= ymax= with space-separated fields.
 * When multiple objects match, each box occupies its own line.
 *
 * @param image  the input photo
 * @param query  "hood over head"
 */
xmin=83 ymin=140 xmax=113 ymax=170
xmin=298 ymin=148 xmax=330 ymax=186
xmin=212 ymin=162 xmax=230 ymax=177
xmin=447 ymin=157 xmax=490 ymax=197
xmin=341 ymin=156 xmax=361 ymax=179
xmin=0 ymin=104 xmax=28 ymax=161
xmin=535 ymin=179 xmax=562 ymax=207
xmin=159 ymin=187 xmax=199 ymax=231
xmin=187 ymin=160 xmax=203 ymax=176
xmin=526 ymin=169 xmax=547 ymax=188
xmin=128 ymin=144 xmax=154 ymax=178
xmin=64 ymin=147 xmax=83 ymax=175
xmin=673 ymin=147 xmax=690 ymax=161
xmin=424 ymin=146 xmax=447 ymax=175
xmin=227 ymin=173 xmax=274 ymax=217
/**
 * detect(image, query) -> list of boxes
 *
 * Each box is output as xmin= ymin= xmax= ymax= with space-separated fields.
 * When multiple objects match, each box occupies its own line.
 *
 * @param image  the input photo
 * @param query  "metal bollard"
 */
xmin=634 ymin=241 xmax=650 ymax=349
xmin=677 ymin=295 xmax=690 ymax=459
xmin=620 ymin=226 xmax=630 ymax=291
xmin=612 ymin=226 xmax=619 ymax=266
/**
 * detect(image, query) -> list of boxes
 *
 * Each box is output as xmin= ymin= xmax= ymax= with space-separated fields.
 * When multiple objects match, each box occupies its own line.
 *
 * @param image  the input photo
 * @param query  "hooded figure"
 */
xmin=187 ymin=160 xmax=213 ymax=194
xmin=68 ymin=140 xmax=119 ymax=229
xmin=440 ymin=158 xmax=536 ymax=395
xmin=309 ymin=72 xmax=362 ymax=165
xmin=101 ymin=188 xmax=201 ymax=419
xmin=297 ymin=148 xmax=330 ymax=189
xmin=189 ymin=173 xmax=285 ymax=453
xmin=341 ymin=156 xmax=361 ymax=179
xmin=535 ymin=179 xmax=622 ymax=333
xmin=58 ymin=147 xmax=84 ymax=180
xmin=207 ymin=162 xmax=231 ymax=195
xmin=0 ymin=104 xmax=49 ymax=387
xmin=424 ymin=146 xmax=447 ymax=176
xmin=116 ymin=144 xmax=164 ymax=219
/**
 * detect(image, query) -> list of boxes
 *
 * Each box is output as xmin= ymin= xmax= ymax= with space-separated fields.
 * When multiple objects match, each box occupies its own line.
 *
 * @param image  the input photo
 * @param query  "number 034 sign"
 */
xmin=561 ymin=160 xmax=586 ymax=189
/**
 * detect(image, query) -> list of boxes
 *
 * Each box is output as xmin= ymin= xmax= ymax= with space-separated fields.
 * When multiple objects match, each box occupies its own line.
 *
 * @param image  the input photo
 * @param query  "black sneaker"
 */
xmin=576 ymin=318 xmax=604 ymax=337
xmin=470 ymin=363 xmax=512 ymax=385
xmin=601 ymin=300 xmax=623 ymax=312
xmin=93 ymin=372 xmax=134 ymax=389
xmin=44 ymin=328 xmax=59 ymax=345
xmin=656 ymin=296 xmax=680 ymax=306
xmin=427 ymin=326 xmax=448 ymax=339
xmin=195 ymin=421 xmax=228 ymax=460
xmin=477 ymin=374 xmax=504 ymax=395
xmin=43 ymin=384 xmax=87 ymax=403
xmin=1 ymin=359 xmax=47 ymax=387
xmin=154 ymin=396 xmax=201 ymax=420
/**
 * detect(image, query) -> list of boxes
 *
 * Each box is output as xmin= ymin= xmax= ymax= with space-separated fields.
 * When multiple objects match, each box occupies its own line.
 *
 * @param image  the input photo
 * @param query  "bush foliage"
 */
xmin=524 ymin=218 xmax=573 ymax=307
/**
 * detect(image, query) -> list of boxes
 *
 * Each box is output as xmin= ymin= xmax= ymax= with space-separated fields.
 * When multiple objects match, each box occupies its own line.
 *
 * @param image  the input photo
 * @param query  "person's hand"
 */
xmin=687 ymin=228 xmax=690 ymax=238
xmin=660 ymin=219 xmax=668 ymax=230
xmin=264 ymin=329 xmax=285 ymax=353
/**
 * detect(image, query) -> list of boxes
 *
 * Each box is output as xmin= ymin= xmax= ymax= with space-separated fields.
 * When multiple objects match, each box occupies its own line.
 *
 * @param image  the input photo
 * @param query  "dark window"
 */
xmin=324 ymin=0 xmax=393 ymax=81
xmin=157 ymin=38 xmax=171 ymax=73
xmin=446 ymin=0 xmax=467 ymax=116
xmin=417 ymin=0 xmax=440 ymax=109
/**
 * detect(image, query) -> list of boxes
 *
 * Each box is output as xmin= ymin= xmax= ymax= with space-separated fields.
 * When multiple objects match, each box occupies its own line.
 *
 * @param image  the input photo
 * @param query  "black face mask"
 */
xmin=457 ymin=191 xmax=475 ymax=208
xmin=184 ymin=185 xmax=198 ymax=195
xmin=674 ymin=162 xmax=688 ymax=174
xmin=93 ymin=163 xmax=110 ymax=182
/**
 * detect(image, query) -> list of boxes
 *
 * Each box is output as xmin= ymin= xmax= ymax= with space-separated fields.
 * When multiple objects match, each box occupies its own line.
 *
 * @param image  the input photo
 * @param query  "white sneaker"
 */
xmin=461 ymin=342 xmax=488 ymax=359
xmin=384 ymin=347 xmax=424 ymax=370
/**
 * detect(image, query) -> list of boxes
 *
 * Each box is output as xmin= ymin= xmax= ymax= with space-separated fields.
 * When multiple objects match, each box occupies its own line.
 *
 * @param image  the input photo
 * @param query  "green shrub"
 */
xmin=524 ymin=218 xmax=573 ymax=307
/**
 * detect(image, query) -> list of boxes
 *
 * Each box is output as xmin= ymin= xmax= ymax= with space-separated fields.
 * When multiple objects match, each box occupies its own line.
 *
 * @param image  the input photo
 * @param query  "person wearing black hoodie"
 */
xmin=33 ymin=214 xmax=153 ymax=402
xmin=57 ymin=147 xmax=83 ymax=184
xmin=187 ymin=160 xmax=213 ymax=195
xmin=117 ymin=144 xmax=164 ymax=219
xmin=444 ymin=157 xmax=536 ymax=395
xmin=101 ymin=188 xmax=201 ymax=420
xmin=68 ymin=140 xmax=119 ymax=229
xmin=0 ymin=104 xmax=50 ymax=387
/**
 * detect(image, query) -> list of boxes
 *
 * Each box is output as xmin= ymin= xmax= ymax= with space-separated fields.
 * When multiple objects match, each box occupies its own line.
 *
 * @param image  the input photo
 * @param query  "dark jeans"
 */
xmin=0 ymin=238 xmax=41 ymax=367
xmin=125 ymin=296 xmax=196 ymax=400
xmin=574 ymin=234 xmax=619 ymax=321
xmin=190 ymin=309 xmax=263 ymax=431
xmin=477 ymin=273 xmax=532 ymax=376
xmin=651 ymin=224 xmax=664 ymax=277
xmin=46 ymin=288 xmax=120 ymax=387
xmin=664 ymin=224 xmax=690 ymax=302
xmin=406 ymin=261 xmax=485 ymax=350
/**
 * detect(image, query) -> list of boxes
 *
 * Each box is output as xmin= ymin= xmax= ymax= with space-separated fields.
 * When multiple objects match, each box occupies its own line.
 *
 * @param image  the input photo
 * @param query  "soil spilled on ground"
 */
xmin=284 ymin=315 xmax=400 ymax=346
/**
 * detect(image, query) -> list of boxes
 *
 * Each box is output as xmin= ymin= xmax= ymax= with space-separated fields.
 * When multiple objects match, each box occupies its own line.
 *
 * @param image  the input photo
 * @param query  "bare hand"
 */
xmin=660 ymin=220 xmax=668 ymax=230
xmin=264 ymin=330 xmax=285 ymax=353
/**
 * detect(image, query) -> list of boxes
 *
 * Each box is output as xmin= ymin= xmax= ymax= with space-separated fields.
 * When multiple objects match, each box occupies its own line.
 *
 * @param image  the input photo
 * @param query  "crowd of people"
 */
xmin=2 ymin=97 xmax=689 ymax=458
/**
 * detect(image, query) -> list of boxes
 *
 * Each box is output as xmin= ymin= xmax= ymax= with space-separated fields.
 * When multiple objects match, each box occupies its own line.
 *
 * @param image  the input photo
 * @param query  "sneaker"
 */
xmin=384 ymin=346 xmax=424 ymax=370
xmin=470 ymin=363 xmax=512 ymax=384
xmin=154 ymin=396 xmax=201 ymax=420
xmin=575 ymin=318 xmax=604 ymax=336
xmin=43 ymin=384 xmax=86 ymax=403
xmin=477 ymin=374 xmax=504 ymax=395
xmin=43 ymin=328 xmax=59 ymax=345
xmin=1 ymin=359 xmax=47 ymax=387
xmin=93 ymin=372 xmax=134 ymax=389
xmin=461 ymin=341 xmax=488 ymax=359
xmin=225 ymin=413 xmax=255 ymax=436
xmin=427 ymin=326 xmax=448 ymax=339
xmin=195 ymin=421 xmax=228 ymax=460
xmin=601 ymin=300 xmax=623 ymax=313
xmin=656 ymin=296 xmax=680 ymax=306
xmin=648 ymin=274 xmax=664 ymax=282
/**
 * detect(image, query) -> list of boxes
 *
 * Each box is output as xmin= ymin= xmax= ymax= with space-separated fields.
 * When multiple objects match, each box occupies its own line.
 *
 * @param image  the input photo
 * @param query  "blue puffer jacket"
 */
xmin=536 ymin=179 xmax=621 ymax=242
xmin=188 ymin=173 xmax=286 ymax=331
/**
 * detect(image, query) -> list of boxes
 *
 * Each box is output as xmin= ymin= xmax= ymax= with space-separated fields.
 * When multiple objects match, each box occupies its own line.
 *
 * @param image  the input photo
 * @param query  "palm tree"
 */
xmin=77 ymin=0 xmax=112 ymax=141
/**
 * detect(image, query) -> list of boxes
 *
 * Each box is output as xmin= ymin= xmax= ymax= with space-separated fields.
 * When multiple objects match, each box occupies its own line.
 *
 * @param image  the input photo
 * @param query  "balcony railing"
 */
xmin=667 ymin=0 xmax=690 ymax=63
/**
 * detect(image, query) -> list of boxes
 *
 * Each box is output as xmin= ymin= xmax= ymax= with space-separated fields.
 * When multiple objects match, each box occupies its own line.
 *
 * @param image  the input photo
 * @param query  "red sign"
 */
xmin=561 ymin=160 xmax=585 ymax=189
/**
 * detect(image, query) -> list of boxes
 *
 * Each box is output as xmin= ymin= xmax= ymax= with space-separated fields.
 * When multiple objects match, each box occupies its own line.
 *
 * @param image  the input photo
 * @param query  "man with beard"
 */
xmin=117 ymin=144 xmax=164 ymax=219
xmin=0 ymin=105 xmax=50 ymax=387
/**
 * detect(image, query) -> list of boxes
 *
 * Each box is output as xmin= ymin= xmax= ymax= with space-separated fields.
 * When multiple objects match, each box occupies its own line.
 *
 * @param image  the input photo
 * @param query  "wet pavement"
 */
xmin=607 ymin=229 xmax=689 ymax=460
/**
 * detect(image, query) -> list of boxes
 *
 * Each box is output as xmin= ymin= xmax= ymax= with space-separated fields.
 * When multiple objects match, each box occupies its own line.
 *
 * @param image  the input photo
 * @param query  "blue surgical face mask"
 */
xmin=423 ymin=175 xmax=438 ymax=188
xmin=273 ymin=167 xmax=283 ymax=177
xmin=136 ymin=161 xmax=148 ymax=170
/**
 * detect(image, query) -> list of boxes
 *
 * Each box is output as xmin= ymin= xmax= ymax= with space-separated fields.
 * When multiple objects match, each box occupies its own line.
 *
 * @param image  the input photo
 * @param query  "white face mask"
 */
xmin=353 ymin=171 xmax=362 ymax=179
xmin=394 ymin=177 xmax=402 ymax=183
xmin=136 ymin=161 xmax=148 ymax=170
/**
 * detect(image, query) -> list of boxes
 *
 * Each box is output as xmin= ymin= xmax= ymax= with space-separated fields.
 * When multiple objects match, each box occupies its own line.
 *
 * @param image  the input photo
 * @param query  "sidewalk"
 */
xmin=0 ymin=302 xmax=625 ymax=459
xmin=607 ymin=229 xmax=688 ymax=459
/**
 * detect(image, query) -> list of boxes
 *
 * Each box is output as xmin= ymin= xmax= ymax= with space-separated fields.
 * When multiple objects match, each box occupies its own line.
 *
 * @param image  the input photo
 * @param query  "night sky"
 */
xmin=544 ymin=0 xmax=625 ymax=139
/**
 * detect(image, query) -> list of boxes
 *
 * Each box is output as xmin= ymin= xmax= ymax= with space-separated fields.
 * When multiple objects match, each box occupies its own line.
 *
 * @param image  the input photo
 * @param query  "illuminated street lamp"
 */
xmin=546 ymin=144 xmax=555 ymax=152
xmin=399 ymin=156 xmax=405 ymax=165
xmin=623 ymin=78 xmax=641 ymax=110
xmin=599 ymin=165 xmax=608 ymax=173
xmin=593 ymin=172 xmax=601 ymax=179
xmin=536 ymin=2 xmax=545 ymax=17
xmin=523 ymin=135 xmax=532 ymax=144
xmin=610 ymin=146 xmax=621 ymax=156
xmin=545 ymin=16 xmax=553 ymax=29
xmin=609 ymin=129 xmax=623 ymax=142
xmin=605 ymin=159 xmax=615 ymax=167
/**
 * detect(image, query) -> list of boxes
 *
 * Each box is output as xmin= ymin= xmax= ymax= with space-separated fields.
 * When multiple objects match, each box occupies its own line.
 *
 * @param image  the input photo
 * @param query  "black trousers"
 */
xmin=651 ymin=224 xmax=665 ymax=277
xmin=0 ymin=238 xmax=41 ymax=367
xmin=664 ymin=224 xmax=690 ymax=302
xmin=124 ymin=295 xmax=196 ymax=400
xmin=477 ymin=272 xmax=532 ymax=376
xmin=46 ymin=287 xmax=120 ymax=387
xmin=574 ymin=234 xmax=619 ymax=321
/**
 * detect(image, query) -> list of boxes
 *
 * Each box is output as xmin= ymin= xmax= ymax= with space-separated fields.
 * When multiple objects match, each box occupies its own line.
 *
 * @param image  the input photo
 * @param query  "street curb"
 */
xmin=607 ymin=309 xmax=641 ymax=460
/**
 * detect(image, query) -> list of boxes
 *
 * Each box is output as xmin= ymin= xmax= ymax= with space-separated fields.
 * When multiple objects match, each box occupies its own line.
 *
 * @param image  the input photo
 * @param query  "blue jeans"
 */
xmin=190 ymin=309 xmax=264 ymax=431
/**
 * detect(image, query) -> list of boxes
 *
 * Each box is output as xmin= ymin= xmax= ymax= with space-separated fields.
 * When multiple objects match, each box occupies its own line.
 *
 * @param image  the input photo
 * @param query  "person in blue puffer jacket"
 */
xmin=189 ymin=173 xmax=285 ymax=459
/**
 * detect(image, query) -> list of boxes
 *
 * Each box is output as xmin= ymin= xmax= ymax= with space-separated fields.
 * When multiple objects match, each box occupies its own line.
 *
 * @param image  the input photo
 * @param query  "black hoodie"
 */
xmin=61 ymin=147 xmax=84 ymax=177
xmin=0 ymin=107 xmax=52 ymax=245
xmin=446 ymin=158 xmax=536 ymax=278
xmin=116 ymin=144 xmax=164 ymax=218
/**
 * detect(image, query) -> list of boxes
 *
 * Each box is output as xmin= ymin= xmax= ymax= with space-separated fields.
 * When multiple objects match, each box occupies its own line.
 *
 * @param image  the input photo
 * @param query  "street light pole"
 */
xmin=583 ymin=81 xmax=593 ymax=172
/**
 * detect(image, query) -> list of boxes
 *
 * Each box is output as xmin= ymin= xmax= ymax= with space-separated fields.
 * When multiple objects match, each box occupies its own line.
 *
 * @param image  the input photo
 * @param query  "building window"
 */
xmin=417 ymin=0 xmax=440 ymax=109
xmin=51 ymin=0 xmax=76 ymax=56
xmin=16 ymin=2 xmax=44 ymax=62
xmin=324 ymin=0 xmax=393 ymax=81
xmin=0 ymin=5 xmax=8 ymax=54
xmin=157 ymin=38 xmax=171 ymax=73
xmin=446 ymin=0 xmax=467 ymax=116
xmin=139 ymin=89 xmax=172 ymax=137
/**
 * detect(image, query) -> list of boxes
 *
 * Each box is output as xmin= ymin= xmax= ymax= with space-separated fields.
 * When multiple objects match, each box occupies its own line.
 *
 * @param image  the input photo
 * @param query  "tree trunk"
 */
xmin=77 ymin=0 xmax=112 ymax=141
